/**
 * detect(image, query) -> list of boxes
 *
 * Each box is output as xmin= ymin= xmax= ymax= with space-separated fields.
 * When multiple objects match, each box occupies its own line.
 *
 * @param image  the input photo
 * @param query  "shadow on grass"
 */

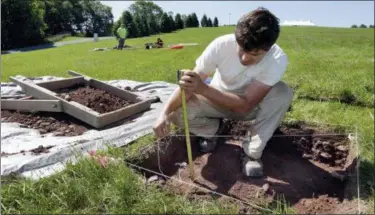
xmin=358 ymin=158 xmax=375 ymax=199
xmin=2 ymin=42 xmax=57 ymax=55
xmin=297 ymin=94 xmax=370 ymax=108
xmin=275 ymin=84 xmax=371 ymax=108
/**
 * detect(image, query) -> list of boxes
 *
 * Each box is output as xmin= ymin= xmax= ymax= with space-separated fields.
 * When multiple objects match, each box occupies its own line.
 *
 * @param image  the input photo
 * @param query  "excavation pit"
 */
xmin=127 ymin=120 xmax=359 ymax=214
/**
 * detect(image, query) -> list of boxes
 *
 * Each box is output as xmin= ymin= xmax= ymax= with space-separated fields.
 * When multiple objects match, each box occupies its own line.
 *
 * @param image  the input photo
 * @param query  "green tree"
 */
xmin=369 ymin=25 xmax=374 ymax=28
xmin=207 ymin=18 xmax=213 ymax=27
xmin=160 ymin=12 xmax=172 ymax=33
xmin=213 ymin=17 xmax=219 ymax=27
xmin=191 ymin=13 xmax=199 ymax=27
xmin=43 ymin=0 xmax=76 ymax=35
xmin=129 ymin=0 xmax=163 ymax=21
xmin=142 ymin=16 xmax=150 ymax=36
xmin=359 ymin=24 xmax=367 ymax=28
xmin=112 ymin=19 xmax=122 ymax=38
xmin=174 ymin=13 xmax=184 ymax=29
xmin=68 ymin=0 xmax=86 ymax=34
xmin=148 ymin=12 xmax=159 ymax=34
xmin=134 ymin=14 xmax=150 ymax=37
xmin=168 ymin=14 xmax=176 ymax=31
xmin=351 ymin=24 xmax=358 ymax=28
xmin=200 ymin=14 xmax=208 ymax=27
xmin=185 ymin=14 xmax=193 ymax=27
xmin=185 ymin=13 xmax=198 ymax=28
xmin=129 ymin=0 xmax=163 ymax=33
xmin=121 ymin=10 xmax=139 ymax=38
xmin=80 ymin=0 xmax=114 ymax=37
xmin=1 ymin=0 xmax=47 ymax=50
xmin=181 ymin=14 xmax=188 ymax=28
xmin=1 ymin=0 xmax=114 ymax=50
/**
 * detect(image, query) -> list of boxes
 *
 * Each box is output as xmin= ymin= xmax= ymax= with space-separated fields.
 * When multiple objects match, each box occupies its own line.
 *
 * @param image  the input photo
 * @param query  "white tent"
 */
xmin=280 ymin=20 xmax=317 ymax=26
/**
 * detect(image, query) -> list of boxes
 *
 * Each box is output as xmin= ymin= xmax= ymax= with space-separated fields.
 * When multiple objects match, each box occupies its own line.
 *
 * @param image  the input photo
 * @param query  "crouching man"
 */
xmin=152 ymin=7 xmax=293 ymax=177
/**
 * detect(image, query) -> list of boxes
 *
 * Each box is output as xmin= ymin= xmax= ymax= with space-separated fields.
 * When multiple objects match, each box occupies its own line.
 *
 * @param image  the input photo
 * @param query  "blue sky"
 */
xmin=100 ymin=1 xmax=374 ymax=28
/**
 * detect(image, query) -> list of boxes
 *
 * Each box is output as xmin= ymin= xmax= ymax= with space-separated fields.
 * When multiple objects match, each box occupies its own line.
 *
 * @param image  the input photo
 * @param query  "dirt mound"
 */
xmin=30 ymin=145 xmax=54 ymax=155
xmin=1 ymin=110 xmax=91 ymax=136
xmin=128 ymin=121 xmax=358 ymax=214
xmin=55 ymin=84 xmax=134 ymax=113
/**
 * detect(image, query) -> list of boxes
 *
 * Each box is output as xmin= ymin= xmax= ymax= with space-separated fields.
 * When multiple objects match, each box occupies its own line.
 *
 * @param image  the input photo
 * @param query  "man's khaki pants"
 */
xmin=169 ymin=81 xmax=293 ymax=160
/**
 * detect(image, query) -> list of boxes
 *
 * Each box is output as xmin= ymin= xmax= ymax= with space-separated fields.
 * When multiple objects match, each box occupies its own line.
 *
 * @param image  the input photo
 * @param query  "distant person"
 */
xmin=155 ymin=38 xmax=164 ymax=48
xmin=116 ymin=24 xmax=128 ymax=50
xmin=153 ymin=7 xmax=293 ymax=178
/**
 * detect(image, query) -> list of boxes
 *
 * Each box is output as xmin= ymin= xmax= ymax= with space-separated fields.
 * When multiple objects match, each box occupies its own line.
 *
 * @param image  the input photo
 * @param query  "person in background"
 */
xmin=155 ymin=38 xmax=164 ymax=48
xmin=117 ymin=24 xmax=128 ymax=50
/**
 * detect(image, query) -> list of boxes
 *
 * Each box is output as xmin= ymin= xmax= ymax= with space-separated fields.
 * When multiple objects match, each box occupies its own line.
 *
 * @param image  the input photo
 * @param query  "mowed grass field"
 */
xmin=1 ymin=26 xmax=374 ymax=214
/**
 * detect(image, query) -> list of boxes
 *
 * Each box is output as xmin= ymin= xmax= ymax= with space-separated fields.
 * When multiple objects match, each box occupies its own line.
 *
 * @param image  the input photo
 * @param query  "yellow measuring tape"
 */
xmin=178 ymin=70 xmax=196 ymax=180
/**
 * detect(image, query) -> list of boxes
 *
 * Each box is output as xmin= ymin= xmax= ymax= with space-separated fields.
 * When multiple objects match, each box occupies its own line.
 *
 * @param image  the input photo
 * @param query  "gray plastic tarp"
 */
xmin=1 ymin=76 xmax=177 ymax=179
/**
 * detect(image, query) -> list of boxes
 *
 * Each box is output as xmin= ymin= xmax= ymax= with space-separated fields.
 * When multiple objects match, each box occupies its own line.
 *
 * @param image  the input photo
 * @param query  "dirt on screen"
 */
xmin=1 ymin=83 xmax=140 ymax=136
xmin=128 ymin=120 xmax=358 ymax=214
xmin=54 ymin=84 xmax=134 ymax=114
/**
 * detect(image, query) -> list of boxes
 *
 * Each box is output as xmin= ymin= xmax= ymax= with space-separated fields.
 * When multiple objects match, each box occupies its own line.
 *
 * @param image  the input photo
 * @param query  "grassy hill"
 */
xmin=2 ymin=26 xmax=373 ymax=106
xmin=1 ymin=26 xmax=374 ymax=214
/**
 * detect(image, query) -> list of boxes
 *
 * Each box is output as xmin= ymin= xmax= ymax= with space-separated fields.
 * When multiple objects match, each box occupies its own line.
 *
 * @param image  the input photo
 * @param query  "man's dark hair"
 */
xmin=235 ymin=7 xmax=280 ymax=52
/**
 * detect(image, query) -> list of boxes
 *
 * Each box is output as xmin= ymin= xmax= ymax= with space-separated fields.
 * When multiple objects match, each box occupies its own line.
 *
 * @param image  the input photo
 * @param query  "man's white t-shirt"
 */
xmin=194 ymin=34 xmax=288 ymax=95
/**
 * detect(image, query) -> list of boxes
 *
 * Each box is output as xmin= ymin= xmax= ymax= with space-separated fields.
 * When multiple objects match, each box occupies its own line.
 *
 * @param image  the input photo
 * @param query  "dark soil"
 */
xmin=1 ymin=110 xmax=91 ymax=136
xmin=54 ymin=84 xmax=134 ymax=113
xmin=30 ymin=145 xmax=54 ymax=155
xmin=227 ymin=120 xmax=349 ymax=167
xmin=129 ymin=120 xmax=357 ymax=214
xmin=1 ymin=152 xmax=18 ymax=157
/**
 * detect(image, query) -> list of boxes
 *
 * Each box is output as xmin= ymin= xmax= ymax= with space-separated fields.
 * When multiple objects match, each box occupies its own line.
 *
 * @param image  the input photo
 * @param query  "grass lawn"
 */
xmin=1 ymin=26 xmax=374 ymax=214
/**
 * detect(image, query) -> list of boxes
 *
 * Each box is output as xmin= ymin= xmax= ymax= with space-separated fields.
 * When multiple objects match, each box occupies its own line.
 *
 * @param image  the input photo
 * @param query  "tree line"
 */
xmin=112 ymin=1 xmax=220 ymax=39
xmin=351 ymin=24 xmax=374 ymax=28
xmin=1 ymin=0 xmax=221 ymax=50
xmin=1 ymin=0 xmax=114 ymax=50
xmin=200 ymin=14 xmax=219 ymax=27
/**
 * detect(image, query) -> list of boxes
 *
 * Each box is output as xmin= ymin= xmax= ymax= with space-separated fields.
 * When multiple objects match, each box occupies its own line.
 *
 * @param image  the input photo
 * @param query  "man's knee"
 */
xmin=270 ymin=81 xmax=294 ymax=105
xmin=169 ymin=94 xmax=201 ymax=126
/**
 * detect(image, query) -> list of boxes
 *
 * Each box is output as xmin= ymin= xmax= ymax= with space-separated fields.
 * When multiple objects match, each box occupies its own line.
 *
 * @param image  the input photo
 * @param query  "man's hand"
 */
xmin=178 ymin=70 xmax=208 ymax=94
xmin=153 ymin=113 xmax=171 ymax=138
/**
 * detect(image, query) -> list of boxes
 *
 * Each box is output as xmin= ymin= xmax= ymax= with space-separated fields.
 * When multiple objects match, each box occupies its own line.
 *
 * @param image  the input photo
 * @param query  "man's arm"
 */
xmin=153 ymin=70 xmax=209 ymax=138
xmin=162 ymin=71 xmax=209 ymax=117
xmin=179 ymin=71 xmax=271 ymax=113
xmin=201 ymin=79 xmax=271 ymax=113
xmin=180 ymin=53 xmax=288 ymax=113
xmin=162 ymin=36 xmax=220 ymax=116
